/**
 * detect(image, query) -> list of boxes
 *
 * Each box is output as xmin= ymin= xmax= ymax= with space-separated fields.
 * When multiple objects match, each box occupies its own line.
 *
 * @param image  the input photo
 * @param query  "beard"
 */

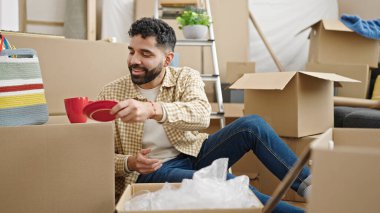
xmin=128 ymin=62 xmax=163 ymax=85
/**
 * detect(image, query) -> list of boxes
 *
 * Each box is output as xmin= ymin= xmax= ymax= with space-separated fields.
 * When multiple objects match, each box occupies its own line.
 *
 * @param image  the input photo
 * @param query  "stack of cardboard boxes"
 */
xmin=306 ymin=20 xmax=380 ymax=99
xmin=230 ymin=19 xmax=380 ymax=210
xmin=0 ymin=33 xmax=130 ymax=213
xmin=230 ymin=70 xmax=356 ymax=202
xmin=305 ymin=20 xmax=380 ymax=213
xmin=308 ymin=127 xmax=380 ymax=213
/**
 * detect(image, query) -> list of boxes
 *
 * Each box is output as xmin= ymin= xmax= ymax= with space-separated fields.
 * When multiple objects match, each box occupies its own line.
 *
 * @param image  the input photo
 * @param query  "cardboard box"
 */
xmin=232 ymin=152 xmax=260 ymax=189
xmin=0 ymin=118 xmax=115 ymax=213
xmin=309 ymin=128 xmax=380 ymax=213
xmin=222 ymin=83 xmax=244 ymax=103
xmin=230 ymin=71 xmax=357 ymax=137
xmin=203 ymin=103 xmax=244 ymax=134
xmin=3 ymin=32 xmax=128 ymax=115
xmin=258 ymin=135 xmax=319 ymax=202
xmin=221 ymin=62 xmax=256 ymax=103
xmin=116 ymin=183 xmax=263 ymax=213
xmin=226 ymin=62 xmax=256 ymax=84
xmin=338 ymin=0 xmax=380 ymax=65
xmin=308 ymin=20 xmax=380 ymax=68
xmin=306 ymin=63 xmax=371 ymax=98
xmin=338 ymin=0 xmax=380 ymax=19
xmin=232 ymin=134 xmax=317 ymax=203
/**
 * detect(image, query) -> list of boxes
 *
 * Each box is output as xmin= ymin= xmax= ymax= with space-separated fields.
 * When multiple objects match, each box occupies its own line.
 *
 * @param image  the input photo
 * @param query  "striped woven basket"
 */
xmin=0 ymin=49 xmax=48 ymax=126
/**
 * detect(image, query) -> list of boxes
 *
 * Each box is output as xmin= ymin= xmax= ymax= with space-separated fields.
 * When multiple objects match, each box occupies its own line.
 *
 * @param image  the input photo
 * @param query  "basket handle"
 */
xmin=0 ymin=48 xmax=37 ymax=58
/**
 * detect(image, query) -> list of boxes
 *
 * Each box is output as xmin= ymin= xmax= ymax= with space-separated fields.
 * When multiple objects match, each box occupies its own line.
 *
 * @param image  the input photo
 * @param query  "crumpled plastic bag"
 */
xmin=123 ymin=158 xmax=261 ymax=210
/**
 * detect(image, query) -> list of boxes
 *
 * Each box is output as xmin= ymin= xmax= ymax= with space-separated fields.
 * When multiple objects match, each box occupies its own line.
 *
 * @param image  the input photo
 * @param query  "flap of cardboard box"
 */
xmin=299 ymin=71 xmax=359 ymax=83
xmin=321 ymin=19 xmax=353 ymax=32
xmin=306 ymin=63 xmax=368 ymax=96
xmin=311 ymin=128 xmax=380 ymax=151
xmin=230 ymin=71 xmax=358 ymax=90
xmin=230 ymin=72 xmax=296 ymax=90
xmin=305 ymin=63 xmax=368 ymax=82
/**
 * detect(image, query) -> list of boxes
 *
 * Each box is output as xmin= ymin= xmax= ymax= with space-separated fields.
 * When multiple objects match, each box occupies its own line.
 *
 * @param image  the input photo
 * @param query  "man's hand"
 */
xmin=111 ymin=99 xmax=153 ymax=123
xmin=127 ymin=149 xmax=162 ymax=174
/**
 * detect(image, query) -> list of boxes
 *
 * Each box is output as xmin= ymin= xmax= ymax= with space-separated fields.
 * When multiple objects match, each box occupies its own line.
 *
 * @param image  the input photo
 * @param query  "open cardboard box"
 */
xmin=0 ymin=117 xmax=115 ymax=213
xmin=230 ymin=71 xmax=358 ymax=137
xmin=308 ymin=19 xmax=380 ymax=68
xmin=306 ymin=63 xmax=370 ymax=99
xmin=116 ymin=183 xmax=263 ymax=213
xmin=309 ymin=128 xmax=380 ymax=213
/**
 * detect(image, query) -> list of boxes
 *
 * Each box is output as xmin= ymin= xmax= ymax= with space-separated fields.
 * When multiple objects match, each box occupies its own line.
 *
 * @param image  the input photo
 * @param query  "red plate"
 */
xmin=83 ymin=100 xmax=118 ymax=122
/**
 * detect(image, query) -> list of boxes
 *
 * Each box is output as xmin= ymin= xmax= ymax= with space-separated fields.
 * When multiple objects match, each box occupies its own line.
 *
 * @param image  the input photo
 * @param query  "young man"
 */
xmin=98 ymin=17 xmax=311 ymax=212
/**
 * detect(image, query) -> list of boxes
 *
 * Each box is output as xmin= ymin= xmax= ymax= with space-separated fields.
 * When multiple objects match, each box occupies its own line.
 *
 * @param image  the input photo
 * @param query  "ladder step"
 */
xmin=158 ymin=7 xmax=185 ymax=19
xmin=201 ymin=74 xmax=219 ymax=81
xmin=176 ymin=39 xmax=214 ymax=46
xmin=210 ymin=112 xmax=225 ymax=119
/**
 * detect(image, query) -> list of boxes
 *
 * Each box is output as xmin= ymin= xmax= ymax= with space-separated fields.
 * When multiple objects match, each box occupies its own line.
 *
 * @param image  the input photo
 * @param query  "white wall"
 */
xmin=248 ymin=0 xmax=338 ymax=72
xmin=3 ymin=0 xmax=103 ymax=38
xmin=26 ymin=0 xmax=65 ymax=35
xmin=0 ymin=0 xmax=19 ymax=31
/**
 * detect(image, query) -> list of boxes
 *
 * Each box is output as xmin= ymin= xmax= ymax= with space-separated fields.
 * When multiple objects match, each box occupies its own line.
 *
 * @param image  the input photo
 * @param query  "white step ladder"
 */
xmin=154 ymin=0 xmax=225 ymax=128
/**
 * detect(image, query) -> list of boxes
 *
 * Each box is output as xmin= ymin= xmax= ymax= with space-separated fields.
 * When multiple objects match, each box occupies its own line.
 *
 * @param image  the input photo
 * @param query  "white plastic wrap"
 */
xmin=248 ymin=0 xmax=339 ymax=72
xmin=123 ymin=158 xmax=261 ymax=211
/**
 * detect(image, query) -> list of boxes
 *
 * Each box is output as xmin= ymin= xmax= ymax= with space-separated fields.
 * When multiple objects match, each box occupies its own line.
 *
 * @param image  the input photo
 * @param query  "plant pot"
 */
xmin=182 ymin=25 xmax=208 ymax=39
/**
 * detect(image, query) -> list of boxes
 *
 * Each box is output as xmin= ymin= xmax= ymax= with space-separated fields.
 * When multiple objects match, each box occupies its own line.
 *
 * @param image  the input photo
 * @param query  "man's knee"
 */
xmin=237 ymin=114 xmax=266 ymax=128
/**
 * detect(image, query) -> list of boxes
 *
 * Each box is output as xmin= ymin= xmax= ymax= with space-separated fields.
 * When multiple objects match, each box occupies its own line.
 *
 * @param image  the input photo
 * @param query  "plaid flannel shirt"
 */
xmin=97 ymin=66 xmax=211 ymax=199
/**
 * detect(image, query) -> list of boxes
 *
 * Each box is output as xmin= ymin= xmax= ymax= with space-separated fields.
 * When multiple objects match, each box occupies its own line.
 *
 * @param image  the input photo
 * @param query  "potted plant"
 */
xmin=176 ymin=7 xmax=210 ymax=39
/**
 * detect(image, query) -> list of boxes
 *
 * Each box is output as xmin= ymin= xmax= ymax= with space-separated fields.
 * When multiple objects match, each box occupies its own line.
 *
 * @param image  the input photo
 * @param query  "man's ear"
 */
xmin=163 ymin=52 xmax=174 ymax=67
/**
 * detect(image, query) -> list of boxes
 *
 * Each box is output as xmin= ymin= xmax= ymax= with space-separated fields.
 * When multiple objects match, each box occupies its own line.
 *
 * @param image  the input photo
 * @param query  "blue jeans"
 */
xmin=137 ymin=115 xmax=311 ymax=213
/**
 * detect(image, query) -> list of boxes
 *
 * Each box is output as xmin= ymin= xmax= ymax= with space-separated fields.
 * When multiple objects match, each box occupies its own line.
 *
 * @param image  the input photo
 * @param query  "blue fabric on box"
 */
xmin=340 ymin=14 xmax=380 ymax=40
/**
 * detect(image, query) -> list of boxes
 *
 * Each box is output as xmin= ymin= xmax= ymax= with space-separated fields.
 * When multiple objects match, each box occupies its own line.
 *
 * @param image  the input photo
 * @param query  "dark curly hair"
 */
xmin=128 ymin=17 xmax=176 ymax=52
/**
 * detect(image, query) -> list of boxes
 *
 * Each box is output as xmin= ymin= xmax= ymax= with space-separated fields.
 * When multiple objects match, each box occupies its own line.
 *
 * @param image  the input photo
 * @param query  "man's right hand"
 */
xmin=127 ymin=149 xmax=162 ymax=174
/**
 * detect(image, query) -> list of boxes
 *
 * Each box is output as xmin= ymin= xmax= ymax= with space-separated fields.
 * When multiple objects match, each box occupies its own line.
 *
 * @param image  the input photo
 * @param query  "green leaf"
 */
xmin=176 ymin=7 xmax=210 ymax=29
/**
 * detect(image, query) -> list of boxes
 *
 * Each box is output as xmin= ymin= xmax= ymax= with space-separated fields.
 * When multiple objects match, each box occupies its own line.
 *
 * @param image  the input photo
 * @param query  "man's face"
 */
xmin=127 ymin=35 xmax=167 ymax=85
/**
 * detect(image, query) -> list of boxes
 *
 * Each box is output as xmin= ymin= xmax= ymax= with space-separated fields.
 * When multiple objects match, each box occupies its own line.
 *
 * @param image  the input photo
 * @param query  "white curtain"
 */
xmin=0 ymin=0 xmax=19 ymax=31
xmin=248 ymin=0 xmax=338 ymax=72
xmin=101 ymin=0 xmax=134 ymax=43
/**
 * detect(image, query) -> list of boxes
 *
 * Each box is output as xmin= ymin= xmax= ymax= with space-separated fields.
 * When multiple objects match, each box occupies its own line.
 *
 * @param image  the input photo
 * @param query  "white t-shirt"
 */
xmin=137 ymin=86 xmax=180 ymax=162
